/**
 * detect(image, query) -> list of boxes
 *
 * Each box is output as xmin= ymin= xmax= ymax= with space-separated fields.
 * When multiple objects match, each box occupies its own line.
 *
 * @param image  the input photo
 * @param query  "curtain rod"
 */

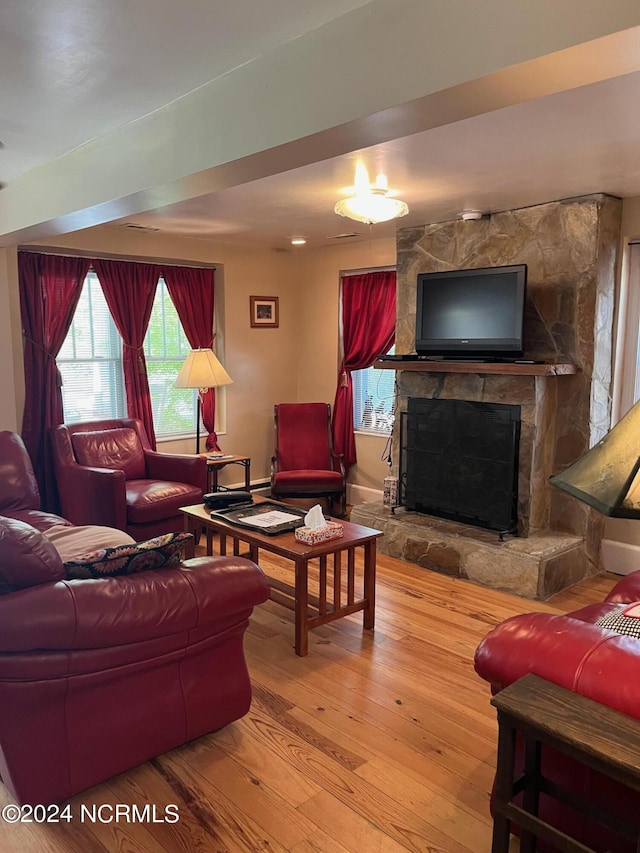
xmin=340 ymin=265 xmax=396 ymax=277
xmin=18 ymin=246 xmax=216 ymax=271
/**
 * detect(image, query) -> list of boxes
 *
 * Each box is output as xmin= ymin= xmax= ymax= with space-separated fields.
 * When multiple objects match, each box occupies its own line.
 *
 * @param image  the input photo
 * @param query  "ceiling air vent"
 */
xmin=120 ymin=223 xmax=160 ymax=233
xmin=326 ymin=232 xmax=362 ymax=240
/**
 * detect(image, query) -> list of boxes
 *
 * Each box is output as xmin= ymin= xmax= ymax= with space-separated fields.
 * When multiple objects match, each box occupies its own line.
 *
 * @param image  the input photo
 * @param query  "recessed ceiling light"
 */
xmin=290 ymin=237 xmax=307 ymax=246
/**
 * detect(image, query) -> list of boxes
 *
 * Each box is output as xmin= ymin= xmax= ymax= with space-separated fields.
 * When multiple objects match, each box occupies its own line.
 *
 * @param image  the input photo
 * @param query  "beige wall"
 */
xmin=292 ymin=237 xmax=396 ymax=495
xmin=0 ymin=227 xmax=397 ymax=494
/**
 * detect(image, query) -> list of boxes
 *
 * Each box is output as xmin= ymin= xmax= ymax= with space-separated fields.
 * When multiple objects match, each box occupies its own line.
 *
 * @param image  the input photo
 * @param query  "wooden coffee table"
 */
xmin=180 ymin=498 xmax=382 ymax=656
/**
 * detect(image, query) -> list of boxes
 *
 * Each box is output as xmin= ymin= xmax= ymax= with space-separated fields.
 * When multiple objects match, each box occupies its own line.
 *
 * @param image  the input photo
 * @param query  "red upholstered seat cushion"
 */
xmin=125 ymin=480 xmax=203 ymax=523
xmin=71 ymin=428 xmax=146 ymax=479
xmin=273 ymin=470 xmax=344 ymax=491
xmin=0 ymin=516 xmax=65 ymax=594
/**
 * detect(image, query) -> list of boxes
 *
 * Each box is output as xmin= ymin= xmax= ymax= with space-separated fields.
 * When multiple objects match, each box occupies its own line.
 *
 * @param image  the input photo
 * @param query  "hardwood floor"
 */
xmin=0 ymin=550 xmax=618 ymax=853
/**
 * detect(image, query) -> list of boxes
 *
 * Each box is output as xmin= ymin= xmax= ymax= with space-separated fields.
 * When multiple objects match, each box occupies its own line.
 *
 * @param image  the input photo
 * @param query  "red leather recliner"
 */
xmin=50 ymin=418 xmax=207 ymax=538
xmin=0 ymin=431 xmax=271 ymax=806
xmin=474 ymin=571 xmax=640 ymax=853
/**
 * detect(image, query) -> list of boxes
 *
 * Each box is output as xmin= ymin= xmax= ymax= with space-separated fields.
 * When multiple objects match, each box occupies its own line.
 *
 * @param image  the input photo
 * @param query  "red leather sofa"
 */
xmin=0 ymin=430 xmax=270 ymax=806
xmin=474 ymin=571 xmax=640 ymax=852
xmin=50 ymin=418 xmax=207 ymax=538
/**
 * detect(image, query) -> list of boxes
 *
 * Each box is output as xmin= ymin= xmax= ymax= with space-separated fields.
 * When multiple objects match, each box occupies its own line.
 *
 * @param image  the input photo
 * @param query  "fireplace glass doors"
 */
xmin=400 ymin=398 xmax=521 ymax=532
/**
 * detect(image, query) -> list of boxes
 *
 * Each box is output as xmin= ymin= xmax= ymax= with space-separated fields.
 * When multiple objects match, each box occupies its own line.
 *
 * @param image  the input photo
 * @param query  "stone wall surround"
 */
xmin=351 ymin=195 xmax=622 ymax=599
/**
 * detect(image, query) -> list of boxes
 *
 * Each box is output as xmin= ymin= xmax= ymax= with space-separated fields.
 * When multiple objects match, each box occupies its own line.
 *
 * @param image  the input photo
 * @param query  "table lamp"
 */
xmin=174 ymin=348 xmax=233 ymax=453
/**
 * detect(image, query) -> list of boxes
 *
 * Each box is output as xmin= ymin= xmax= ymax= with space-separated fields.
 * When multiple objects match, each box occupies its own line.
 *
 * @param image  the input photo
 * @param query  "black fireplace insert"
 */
xmin=400 ymin=398 xmax=521 ymax=532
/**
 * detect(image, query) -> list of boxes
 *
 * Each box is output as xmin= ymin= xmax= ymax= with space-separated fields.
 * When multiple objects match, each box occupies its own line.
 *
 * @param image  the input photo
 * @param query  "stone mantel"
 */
xmin=374 ymin=360 xmax=578 ymax=376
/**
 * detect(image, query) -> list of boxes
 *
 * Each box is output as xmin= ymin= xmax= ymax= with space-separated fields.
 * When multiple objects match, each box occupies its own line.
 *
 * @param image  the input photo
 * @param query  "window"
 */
xmin=58 ymin=272 xmax=126 ymax=422
xmin=59 ymin=271 xmax=198 ymax=437
xmin=144 ymin=278 xmax=196 ymax=436
xmin=614 ymin=242 xmax=640 ymax=423
xmin=352 ymin=346 xmax=395 ymax=434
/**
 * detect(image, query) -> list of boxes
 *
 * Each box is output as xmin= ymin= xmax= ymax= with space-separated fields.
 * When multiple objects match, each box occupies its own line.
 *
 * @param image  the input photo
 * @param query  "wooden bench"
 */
xmin=491 ymin=672 xmax=640 ymax=853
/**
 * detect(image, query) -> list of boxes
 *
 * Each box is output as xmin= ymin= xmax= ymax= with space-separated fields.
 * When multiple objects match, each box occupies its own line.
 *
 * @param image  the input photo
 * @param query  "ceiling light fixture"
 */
xmin=290 ymin=237 xmax=307 ymax=245
xmin=460 ymin=210 xmax=484 ymax=221
xmin=334 ymin=164 xmax=409 ymax=225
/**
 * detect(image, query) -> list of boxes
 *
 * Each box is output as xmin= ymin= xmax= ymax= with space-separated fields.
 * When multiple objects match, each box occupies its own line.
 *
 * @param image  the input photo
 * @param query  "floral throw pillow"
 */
xmin=64 ymin=532 xmax=193 ymax=579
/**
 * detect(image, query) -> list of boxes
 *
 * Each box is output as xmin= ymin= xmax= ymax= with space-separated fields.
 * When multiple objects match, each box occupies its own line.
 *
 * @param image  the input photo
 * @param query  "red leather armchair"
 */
xmin=50 ymin=418 xmax=207 ymax=538
xmin=474 ymin=571 xmax=640 ymax=852
xmin=270 ymin=402 xmax=346 ymax=517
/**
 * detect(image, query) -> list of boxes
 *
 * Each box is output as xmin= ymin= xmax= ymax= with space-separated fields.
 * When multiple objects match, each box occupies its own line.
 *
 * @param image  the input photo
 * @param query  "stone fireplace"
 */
xmin=351 ymin=194 xmax=622 ymax=598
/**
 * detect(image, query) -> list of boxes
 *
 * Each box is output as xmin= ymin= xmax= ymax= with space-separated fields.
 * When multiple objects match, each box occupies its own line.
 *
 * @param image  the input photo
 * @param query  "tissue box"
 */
xmin=295 ymin=522 xmax=344 ymax=545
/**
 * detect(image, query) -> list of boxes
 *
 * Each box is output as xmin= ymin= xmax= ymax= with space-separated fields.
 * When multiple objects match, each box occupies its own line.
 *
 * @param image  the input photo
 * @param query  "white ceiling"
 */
xmin=3 ymin=1 xmax=640 ymax=249
xmin=113 ymin=70 xmax=640 ymax=247
xmin=0 ymin=0 xmax=371 ymax=183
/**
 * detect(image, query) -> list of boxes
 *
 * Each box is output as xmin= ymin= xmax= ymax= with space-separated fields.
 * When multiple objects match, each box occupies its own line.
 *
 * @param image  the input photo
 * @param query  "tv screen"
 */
xmin=415 ymin=264 xmax=527 ymax=358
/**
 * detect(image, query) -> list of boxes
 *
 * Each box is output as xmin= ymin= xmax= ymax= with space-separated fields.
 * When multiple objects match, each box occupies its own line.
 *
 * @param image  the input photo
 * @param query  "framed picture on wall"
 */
xmin=250 ymin=295 xmax=279 ymax=328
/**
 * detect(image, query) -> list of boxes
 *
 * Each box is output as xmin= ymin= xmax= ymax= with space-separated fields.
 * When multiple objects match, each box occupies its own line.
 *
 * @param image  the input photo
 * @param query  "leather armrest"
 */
xmin=54 ymin=463 xmax=126 ymax=530
xmin=605 ymin=570 xmax=640 ymax=603
xmin=0 ymin=557 xmax=269 ymax=651
xmin=144 ymin=450 xmax=207 ymax=490
xmin=474 ymin=611 xmax=640 ymax=719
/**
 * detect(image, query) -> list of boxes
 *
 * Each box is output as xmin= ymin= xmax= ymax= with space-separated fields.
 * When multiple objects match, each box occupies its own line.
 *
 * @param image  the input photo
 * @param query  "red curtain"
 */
xmin=93 ymin=259 xmax=161 ymax=448
xmin=332 ymin=271 xmax=396 ymax=469
xmin=162 ymin=266 xmax=219 ymax=450
xmin=19 ymin=252 xmax=91 ymax=506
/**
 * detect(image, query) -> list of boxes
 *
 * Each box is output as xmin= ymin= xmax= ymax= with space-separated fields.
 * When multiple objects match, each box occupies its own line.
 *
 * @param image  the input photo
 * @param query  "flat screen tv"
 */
xmin=415 ymin=264 xmax=527 ymax=359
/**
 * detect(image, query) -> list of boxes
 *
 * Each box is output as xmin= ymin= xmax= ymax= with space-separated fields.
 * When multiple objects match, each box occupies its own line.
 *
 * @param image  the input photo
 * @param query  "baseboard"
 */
xmin=251 ymin=483 xmax=271 ymax=496
xmin=601 ymin=538 xmax=640 ymax=576
xmin=347 ymin=484 xmax=383 ymax=506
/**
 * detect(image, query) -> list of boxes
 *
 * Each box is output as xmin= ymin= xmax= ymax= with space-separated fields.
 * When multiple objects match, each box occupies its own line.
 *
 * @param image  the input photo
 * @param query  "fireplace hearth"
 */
xmin=400 ymin=398 xmax=521 ymax=533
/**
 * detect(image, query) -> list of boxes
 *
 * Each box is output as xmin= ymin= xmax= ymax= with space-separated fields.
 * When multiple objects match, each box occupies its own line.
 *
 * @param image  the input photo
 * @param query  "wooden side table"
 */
xmin=205 ymin=454 xmax=251 ymax=492
xmin=491 ymin=673 xmax=640 ymax=853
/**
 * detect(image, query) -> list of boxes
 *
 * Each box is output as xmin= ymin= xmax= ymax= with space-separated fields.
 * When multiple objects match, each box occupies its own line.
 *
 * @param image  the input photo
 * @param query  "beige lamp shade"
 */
xmin=174 ymin=348 xmax=233 ymax=390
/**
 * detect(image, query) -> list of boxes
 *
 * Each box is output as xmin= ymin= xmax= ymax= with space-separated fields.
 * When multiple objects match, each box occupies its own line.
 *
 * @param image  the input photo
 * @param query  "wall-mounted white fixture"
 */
xmin=460 ymin=210 xmax=484 ymax=221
